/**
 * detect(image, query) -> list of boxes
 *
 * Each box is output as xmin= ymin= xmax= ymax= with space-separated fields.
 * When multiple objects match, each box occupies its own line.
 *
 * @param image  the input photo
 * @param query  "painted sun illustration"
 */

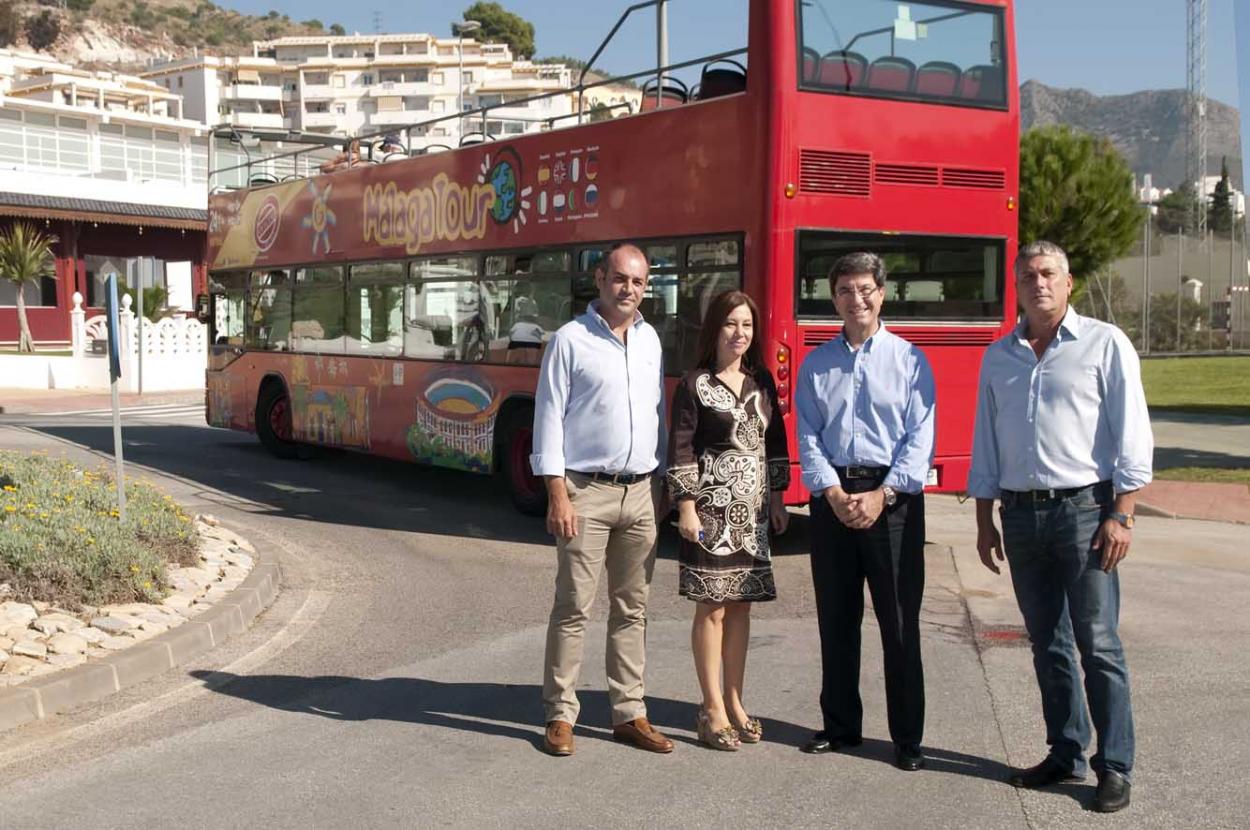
xmin=301 ymin=180 xmax=336 ymax=255
xmin=478 ymin=153 xmax=532 ymax=233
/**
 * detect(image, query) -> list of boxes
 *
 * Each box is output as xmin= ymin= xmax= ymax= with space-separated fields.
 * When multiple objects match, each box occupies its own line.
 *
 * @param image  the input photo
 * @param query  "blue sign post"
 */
xmin=105 ymin=273 xmax=126 ymax=521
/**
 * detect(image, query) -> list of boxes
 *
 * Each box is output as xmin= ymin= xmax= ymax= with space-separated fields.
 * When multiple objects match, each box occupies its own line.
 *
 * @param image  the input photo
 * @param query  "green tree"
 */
xmin=1208 ymin=157 xmax=1234 ymax=234
xmin=1145 ymin=291 xmax=1207 ymax=352
xmin=329 ymin=22 xmax=345 ymax=36
xmin=25 ymin=9 xmax=60 ymax=51
xmin=66 ymin=0 xmax=94 ymax=11
xmin=456 ymin=2 xmax=535 ymax=59
xmin=302 ymin=18 xmax=324 ymax=30
xmin=536 ymin=54 xmax=588 ymax=74
xmin=1019 ymin=126 xmax=1144 ymax=285
xmin=1155 ymin=182 xmax=1199 ymax=235
xmin=0 ymin=1 xmax=18 ymax=48
xmin=0 ymin=223 xmax=58 ymax=354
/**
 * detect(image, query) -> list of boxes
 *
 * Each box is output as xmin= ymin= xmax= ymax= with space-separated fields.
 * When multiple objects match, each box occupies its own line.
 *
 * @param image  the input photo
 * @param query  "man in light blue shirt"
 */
xmin=969 ymin=240 xmax=1152 ymax=813
xmin=530 ymin=242 xmax=672 ymax=757
xmin=796 ymin=252 xmax=936 ymax=772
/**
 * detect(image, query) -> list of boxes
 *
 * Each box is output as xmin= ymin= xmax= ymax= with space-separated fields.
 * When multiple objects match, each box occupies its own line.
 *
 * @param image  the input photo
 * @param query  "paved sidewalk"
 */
xmin=1137 ymin=479 xmax=1250 ymax=524
xmin=0 ymin=389 xmax=200 ymax=415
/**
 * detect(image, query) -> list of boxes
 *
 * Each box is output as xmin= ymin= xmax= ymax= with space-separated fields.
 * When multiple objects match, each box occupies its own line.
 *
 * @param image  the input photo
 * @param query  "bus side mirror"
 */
xmin=195 ymin=294 xmax=211 ymax=323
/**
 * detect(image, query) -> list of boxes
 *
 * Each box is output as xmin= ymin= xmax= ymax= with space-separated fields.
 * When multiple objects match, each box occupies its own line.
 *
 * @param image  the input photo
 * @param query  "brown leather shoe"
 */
xmin=612 ymin=717 xmax=674 ymax=753
xmin=543 ymin=720 xmax=574 ymax=756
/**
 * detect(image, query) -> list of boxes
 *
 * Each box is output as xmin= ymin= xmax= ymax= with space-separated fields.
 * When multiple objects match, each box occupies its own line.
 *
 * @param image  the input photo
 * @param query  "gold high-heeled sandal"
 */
xmin=696 ymin=708 xmax=740 ymax=751
xmin=733 ymin=716 xmax=763 ymax=743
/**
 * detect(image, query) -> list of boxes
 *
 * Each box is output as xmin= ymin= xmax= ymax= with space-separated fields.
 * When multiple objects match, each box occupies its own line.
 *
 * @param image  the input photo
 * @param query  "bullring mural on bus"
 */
xmin=407 ymin=368 xmax=501 ymax=473
xmin=208 ymin=141 xmax=611 ymax=271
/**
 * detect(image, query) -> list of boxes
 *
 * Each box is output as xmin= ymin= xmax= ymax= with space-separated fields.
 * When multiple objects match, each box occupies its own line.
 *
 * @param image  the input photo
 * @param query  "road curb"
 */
xmin=1135 ymin=500 xmax=1176 ymax=519
xmin=0 ymin=542 xmax=280 ymax=734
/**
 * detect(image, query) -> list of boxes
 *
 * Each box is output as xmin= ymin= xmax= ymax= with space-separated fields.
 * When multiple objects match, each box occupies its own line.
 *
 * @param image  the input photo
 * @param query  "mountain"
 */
xmin=1020 ymin=80 xmax=1243 ymax=191
xmin=0 ymin=0 xmax=338 ymax=72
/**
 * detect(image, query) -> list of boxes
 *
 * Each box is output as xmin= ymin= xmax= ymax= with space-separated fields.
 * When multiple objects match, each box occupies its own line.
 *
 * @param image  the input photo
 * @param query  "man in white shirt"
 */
xmin=530 ymin=243 xmax=672 ymax=757
xmin=969 ymin=240 xmax=1153 ymax=813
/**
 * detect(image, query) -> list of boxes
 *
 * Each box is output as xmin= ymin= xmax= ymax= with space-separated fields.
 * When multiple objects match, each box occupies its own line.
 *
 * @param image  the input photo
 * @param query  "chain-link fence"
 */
xmin=1081 ymin=222 xmax=1250 ymax=353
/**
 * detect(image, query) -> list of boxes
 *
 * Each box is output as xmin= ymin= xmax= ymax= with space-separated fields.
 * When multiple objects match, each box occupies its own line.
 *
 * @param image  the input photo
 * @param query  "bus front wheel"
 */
xmin=499 ymin=408 xmax=546 ymax=516
xmin=256 ymin=381 xmax=300 ymax=460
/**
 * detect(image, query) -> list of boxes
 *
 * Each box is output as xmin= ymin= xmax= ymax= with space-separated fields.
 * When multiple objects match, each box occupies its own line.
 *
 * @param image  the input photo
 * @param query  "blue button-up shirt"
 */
xmin=968 ymin=307 xmax=1153 ymax=498
xmin=797 ymin=323 xmax=937 ymax=494
xmin=529 ymin=301 xmax=665 ymax=477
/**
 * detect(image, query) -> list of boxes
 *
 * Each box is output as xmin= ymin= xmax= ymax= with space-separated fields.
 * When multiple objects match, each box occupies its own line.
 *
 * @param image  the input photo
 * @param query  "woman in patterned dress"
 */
xmin=667 ymin=290 xmax=791 ymax=750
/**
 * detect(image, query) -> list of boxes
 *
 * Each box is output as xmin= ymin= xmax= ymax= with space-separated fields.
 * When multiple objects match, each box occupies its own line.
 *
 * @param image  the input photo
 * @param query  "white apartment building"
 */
xmin=143 ymin=33 xmax=575 ymax=152
xmin=0 ymin=48 xmax=207 ymax=210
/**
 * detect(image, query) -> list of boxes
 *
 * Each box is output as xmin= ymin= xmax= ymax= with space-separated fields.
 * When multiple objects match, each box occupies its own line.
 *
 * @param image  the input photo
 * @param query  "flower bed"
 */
xmin=0 ymin=451 xmax=198 ymax=608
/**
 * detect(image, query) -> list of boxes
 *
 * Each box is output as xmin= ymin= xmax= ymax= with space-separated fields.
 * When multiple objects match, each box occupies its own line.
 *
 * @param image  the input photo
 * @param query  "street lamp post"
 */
xmin=453 ymin=19 xmax=482 ymax=146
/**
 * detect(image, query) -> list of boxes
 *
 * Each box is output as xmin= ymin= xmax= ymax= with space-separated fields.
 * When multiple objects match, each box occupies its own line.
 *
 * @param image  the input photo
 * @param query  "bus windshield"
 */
xmin=798 ymin=0 xmax=1007 ymax=107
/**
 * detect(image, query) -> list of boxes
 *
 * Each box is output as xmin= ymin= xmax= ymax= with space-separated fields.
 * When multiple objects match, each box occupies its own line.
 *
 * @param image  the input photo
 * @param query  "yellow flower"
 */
xmin=143 ymin=581 xmax=152 ymax=589
xmin=3 ymin=505 xmax=15 ymax=513
xmin=129 ymin=564 xmax=140 ymax=573
xmin=2 ymin=485 xmax=15 ymax=492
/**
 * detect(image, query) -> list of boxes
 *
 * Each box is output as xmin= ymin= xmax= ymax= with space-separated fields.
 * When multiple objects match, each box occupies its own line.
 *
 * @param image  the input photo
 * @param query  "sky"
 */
xmin=224 ymin=0 xmax=1242 ymax=106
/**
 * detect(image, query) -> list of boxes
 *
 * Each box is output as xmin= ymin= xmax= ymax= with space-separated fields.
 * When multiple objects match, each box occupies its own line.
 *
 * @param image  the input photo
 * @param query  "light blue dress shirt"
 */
xmin=796 ymin=323 xmax=937 ymax=495
xmin=529 ymin=301 xmax=665 ymax=477
xmin=968 ymin=307 xmax=1154 ymax=498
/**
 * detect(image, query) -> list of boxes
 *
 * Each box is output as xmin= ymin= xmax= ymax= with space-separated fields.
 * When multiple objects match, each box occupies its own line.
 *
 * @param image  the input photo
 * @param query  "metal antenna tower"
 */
xmin=1186 ymin=0 xmax=1208 ymax=237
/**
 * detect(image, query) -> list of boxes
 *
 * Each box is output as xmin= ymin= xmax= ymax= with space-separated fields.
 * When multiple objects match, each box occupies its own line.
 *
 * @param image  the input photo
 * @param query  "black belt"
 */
xmin=1001 ymin=481 xmax=1108 ymax=506
xmin=835 ymin=465 xmax=888 ymax=481
xmin=571 ymin=470 xmax=652 ymax=486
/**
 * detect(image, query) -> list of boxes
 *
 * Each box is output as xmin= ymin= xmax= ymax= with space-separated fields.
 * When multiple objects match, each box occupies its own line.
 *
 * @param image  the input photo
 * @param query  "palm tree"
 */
xmin=0 ymin=222 xmax=58 ymax=353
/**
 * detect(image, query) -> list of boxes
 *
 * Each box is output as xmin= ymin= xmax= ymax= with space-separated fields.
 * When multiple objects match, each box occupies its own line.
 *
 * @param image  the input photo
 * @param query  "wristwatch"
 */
xmin=1109 ymin=511 xmax=1134 ymax=529
xmin=881 ymin=485 xmax=898 ymax=507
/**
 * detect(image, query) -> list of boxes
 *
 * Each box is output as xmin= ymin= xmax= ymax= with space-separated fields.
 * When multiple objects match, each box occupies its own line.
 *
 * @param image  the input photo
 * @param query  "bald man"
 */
xmin=531 ymin=243 xmax=673 ymax=757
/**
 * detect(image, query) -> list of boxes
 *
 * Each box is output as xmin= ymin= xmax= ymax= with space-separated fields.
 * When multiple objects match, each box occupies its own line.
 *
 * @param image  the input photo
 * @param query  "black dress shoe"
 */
xmin=1093 ymin=771 xmax=1131 ymax=813
xmin=801 ymin=731 xmax=863 ymax=754
xmin=1008 ymin=756 xmax=1085 ymax=789
xmin=894 ymin=744 xmax=925 ymax=771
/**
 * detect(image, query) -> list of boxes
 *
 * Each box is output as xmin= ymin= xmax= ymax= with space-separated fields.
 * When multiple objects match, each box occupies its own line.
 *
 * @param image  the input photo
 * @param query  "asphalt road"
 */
xmin=0 ymin=404 xmax=1247 ymax=829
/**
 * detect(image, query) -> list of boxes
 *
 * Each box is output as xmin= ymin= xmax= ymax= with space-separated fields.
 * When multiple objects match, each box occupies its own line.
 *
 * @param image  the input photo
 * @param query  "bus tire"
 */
xmin=255 ymin=380 xmax=300 ymax=460
xmin=498 ymin=407 xmax=546 ymax=516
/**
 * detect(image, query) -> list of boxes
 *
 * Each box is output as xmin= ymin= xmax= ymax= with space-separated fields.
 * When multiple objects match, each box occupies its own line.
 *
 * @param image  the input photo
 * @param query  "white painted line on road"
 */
xmin=0 ymin=588 xmax=332 ymax=768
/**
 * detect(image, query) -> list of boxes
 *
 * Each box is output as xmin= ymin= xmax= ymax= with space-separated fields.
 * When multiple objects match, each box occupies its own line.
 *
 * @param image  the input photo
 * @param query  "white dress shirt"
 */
xmin=529 ymin=301 xmax=665 ymax=477
xmin=968 ymin=307 xmax=1154 ymax=498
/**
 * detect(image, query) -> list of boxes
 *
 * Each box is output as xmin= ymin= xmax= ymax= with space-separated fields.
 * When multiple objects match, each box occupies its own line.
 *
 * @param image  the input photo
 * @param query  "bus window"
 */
xmin=292 ymin=265 xmax=346 ymax=353
xmin=347 ymin=262 xmax=404 ymax=355
xmin=247 ymin=269 xmax=292 ymax=352
xmin=495 ymin=277 xmax=572 ymax=365
xmin=687 ymin=240 xmax=741 ymax=268
xmin=208 ymin=271 xmax=247 ymax=369
xmin=796 ymin=231 xmax=1004 ymax=320
xmin=799 ymin=0 xmax=1007 ymax=108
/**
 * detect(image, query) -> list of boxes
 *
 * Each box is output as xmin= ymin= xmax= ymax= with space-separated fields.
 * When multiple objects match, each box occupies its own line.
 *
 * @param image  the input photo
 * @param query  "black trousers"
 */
xmin=809 ymin=486 xmax=926 ymax=747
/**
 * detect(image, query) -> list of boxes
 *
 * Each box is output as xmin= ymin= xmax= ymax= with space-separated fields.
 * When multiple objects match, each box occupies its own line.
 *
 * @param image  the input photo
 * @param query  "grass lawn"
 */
xmin=1141 ymin=356 xmax=1250 ymax=417
xmin=1155 ymin=467 xmax=1250 ymax=485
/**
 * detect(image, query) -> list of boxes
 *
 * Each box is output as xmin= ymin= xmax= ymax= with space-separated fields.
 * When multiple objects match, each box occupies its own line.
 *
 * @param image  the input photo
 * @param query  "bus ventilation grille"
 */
xmin=941 ymin=168 xmax=1006 ymax=190
xmin=874 ymin=163 xmax=940 ymax=187
xmin=802 ymin=327 xmax=999 ymax=347
xmin=800 ymin=150 xmax=871 ymax=196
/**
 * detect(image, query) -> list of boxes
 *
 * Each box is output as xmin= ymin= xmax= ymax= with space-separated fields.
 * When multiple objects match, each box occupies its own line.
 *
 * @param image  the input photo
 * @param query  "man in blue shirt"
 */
xmin=969 ymin=240 xmax=1152 ymax=813
xmin=530 ymin=242 xmax=673 ymax=757
xmin=796 ymin=252 xmax=936 ymax=771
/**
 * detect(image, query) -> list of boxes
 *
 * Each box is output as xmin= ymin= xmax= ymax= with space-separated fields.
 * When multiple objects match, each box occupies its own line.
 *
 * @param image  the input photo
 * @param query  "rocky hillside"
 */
xmin=0 ymin=0 xmax=342 ymax=72
xmin=1021 ymin=79 xmax=1243 ymax=190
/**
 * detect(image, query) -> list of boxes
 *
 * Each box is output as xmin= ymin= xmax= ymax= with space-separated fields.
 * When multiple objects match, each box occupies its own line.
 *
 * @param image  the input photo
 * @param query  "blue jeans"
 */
xmin=999 ymin=484 xmax=1135 ymax=780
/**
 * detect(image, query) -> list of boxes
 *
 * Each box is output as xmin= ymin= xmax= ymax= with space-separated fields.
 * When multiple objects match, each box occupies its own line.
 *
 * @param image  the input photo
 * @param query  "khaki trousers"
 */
xmin=542 ymin=472 xmax=659 ymax=726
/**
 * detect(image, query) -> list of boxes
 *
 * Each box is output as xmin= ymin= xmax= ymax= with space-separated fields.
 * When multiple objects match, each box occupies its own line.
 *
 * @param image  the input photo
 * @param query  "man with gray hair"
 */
xmin=969 ymin=240 xmax=1152 ymax=812
xmin=796 ymin=251 xmax=936 ymax=771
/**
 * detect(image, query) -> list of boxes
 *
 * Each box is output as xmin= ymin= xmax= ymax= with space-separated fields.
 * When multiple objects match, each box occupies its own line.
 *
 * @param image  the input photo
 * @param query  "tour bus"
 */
xmin=204 ymin=0 xmax=1019 ymax=514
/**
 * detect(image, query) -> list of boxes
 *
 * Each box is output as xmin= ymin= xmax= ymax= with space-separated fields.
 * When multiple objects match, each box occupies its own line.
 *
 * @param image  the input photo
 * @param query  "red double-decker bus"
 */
xmin=204 ymin=0 xmax=1018 ymax=514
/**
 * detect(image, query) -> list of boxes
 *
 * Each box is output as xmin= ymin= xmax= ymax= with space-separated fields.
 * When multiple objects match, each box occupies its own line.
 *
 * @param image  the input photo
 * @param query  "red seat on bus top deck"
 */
xmin=865 ymin=56 xmax=915 ymax=93
xmin=817 ymin=50 xmax=866 ymax=90
xmin=959 ymin=65 xmax=1004 ymax=102
xmin=914 ymin=61 xmax=961 ymax=97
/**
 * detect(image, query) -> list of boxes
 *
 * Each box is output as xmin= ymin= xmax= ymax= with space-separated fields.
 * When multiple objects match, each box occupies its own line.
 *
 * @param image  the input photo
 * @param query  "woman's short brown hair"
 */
xmin=695 ymin=290 xmax=764 ymax=373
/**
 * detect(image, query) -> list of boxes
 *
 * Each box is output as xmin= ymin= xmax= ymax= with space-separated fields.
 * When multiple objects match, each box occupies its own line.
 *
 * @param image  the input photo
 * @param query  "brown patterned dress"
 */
xmin=666 ymin=368 xmax=791 ymax=603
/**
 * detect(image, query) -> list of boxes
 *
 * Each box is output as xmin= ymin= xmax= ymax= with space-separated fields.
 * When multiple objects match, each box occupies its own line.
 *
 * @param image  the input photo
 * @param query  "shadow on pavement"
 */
xmin=189 ymin=669 xmax=1019 ymax=786
xmin=16 ymin=423 xmax=815 ymax=557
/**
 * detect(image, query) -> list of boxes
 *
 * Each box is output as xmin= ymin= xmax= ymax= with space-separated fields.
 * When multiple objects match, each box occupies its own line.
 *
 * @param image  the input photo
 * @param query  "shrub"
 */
xmin=24 ymin=9 xmax=60 ymax=51
xmin=0 ymin=452 xmax=198 ymax=608
xmin=66 ymin=0 xmax=94 ymax=10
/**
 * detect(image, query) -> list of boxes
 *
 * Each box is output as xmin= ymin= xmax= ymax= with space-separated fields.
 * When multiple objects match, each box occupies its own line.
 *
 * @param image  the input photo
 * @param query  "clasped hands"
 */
xmin=825 ymin=485 xmax=885 ymax=529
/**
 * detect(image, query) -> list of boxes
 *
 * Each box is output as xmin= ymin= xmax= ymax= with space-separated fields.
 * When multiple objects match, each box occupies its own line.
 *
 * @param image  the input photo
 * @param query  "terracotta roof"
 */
xmin=0 ymin=192 xmax=206 ymax=231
